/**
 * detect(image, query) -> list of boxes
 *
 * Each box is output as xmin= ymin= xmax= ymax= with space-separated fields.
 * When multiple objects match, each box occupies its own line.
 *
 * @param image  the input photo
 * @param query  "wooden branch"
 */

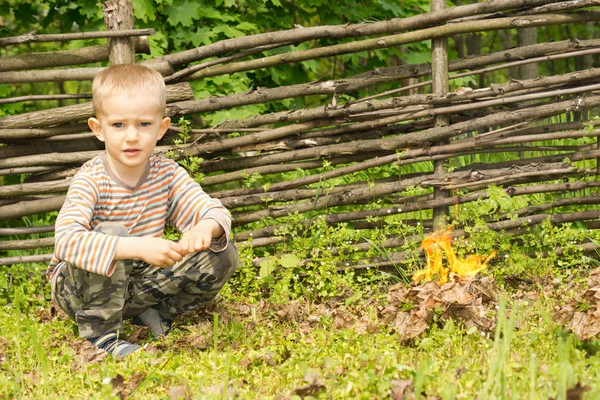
xmin=449 ymin=0 xmax=600 ymax=23
xmin=2 ymin=36 xmax=583 ymax=130
xmin=201 ymin=89 xmax=585 ymax=163
xmin=0 ymin=124 xmax=89 ymax=141
xmin=230 ymin=162 xmax=574 ymax=226
xmin=501 ymin=194 xmax=600 ymax=219
xmin=0 ymin=38 xmax=150 ymax=72
xmin=0 ymin=150 xmax=95 ymax=170
xmin=168 ymin=121 xmax=322 ymax=160
xmin=26 ymin=168 xmax=79 ymax=183
xmin=167 ymin=39 xmax=600 ymax=121
xmin=0 ymin=238 xmax=54 ymax=251
xmin=155 ymin=0 xmax=562 ymax=65
xmin=201 ymin=152 xmax=382 ymax=188
xmin=0 ymin=195 xmax=65 ymax=220
xmin=200 ymin=79 xmax=600 ymax=150
xmin=0 ymin=179 xmax=72 ymax=199
xmin=170 ymin=125 xmax=268 ymax=134
xmin=0 ymin=225 xmax=54 ymax=236
xmin=0 ymin=82 xmax=194 ymax=129
xmin=354 ymin=47 xmax=600 ymax=105
xmin=200 ymin=126 xmax=596 ymax=198
xmin=0 ymin=28 xmax=154 ymax=47
xmin=0 ymin=254 xmax=53 ymax=266
xmin=221 ymin=181 xmax=372 ymax=209
xmin=0 ymin=94 xmax=92 ymax=105
xmin=0 ymin=166 xmax=61 ymax=177
xmin=164 ymin=42 xmax=292 ymax=83
xmin=0 ymin=139 xmax=103 ymax=159
xmin=185 ymin=13 xmax=600 ymax=80
xmin=237 ymin=181 xmax=600 ymax=246
xmin=199 ymin=95 xmax=600 ymax=175
xmin=0 ymin=60 xmax=173 ymax=84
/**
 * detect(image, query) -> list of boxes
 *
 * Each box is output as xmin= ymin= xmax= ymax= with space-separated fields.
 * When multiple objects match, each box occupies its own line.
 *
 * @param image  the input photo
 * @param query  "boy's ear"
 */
xmin=157 ymin=117 xmax=171 ymax=141
xmin=88 ymin=117 xmax=105 ymax=142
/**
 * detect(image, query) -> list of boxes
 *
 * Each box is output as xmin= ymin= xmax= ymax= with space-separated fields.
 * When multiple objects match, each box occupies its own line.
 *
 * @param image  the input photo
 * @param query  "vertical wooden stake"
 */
xmin=103 ymin=0 xmax=135 ymax=65
xmin=431 ymin=0 xmax=449 ymax=229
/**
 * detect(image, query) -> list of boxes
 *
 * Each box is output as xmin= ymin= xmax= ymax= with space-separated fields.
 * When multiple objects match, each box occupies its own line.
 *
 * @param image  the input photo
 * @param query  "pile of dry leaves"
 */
xmin=381 ymin=275 xmax=498 ymax=342
xmin=555 ymin=267 xmax=600 ymax=340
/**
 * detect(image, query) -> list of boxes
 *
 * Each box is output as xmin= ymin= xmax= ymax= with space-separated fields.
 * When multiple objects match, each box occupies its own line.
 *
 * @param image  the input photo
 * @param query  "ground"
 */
xmin=1 ymin=262 xmax=600 ymax=399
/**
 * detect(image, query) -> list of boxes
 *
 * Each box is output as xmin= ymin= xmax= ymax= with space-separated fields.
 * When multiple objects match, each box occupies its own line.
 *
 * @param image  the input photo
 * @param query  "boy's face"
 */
xmin=88 ymin=92 xmax=170 ymax=180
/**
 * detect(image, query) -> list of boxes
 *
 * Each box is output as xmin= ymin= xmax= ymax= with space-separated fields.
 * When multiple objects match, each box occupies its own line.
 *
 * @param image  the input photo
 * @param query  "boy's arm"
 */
xmin=54 ymin=174 xmax=121 ymax=276
xmin=113 ymin=236 xmax=185 ymax=268
xmin=179 ymin=218 xmax=225 ymax=253
xmin=167 ymin=164 xmax=231 ymax=252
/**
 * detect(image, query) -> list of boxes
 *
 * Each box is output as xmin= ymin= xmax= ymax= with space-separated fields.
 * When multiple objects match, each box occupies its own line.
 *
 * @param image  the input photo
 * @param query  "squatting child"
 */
xmin=48 ymin=64 xmax=239 ymax=357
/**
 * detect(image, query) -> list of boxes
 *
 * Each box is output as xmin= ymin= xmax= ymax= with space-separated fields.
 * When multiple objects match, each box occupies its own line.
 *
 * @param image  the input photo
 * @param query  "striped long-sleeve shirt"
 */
xmin=47 ymin=153 xmax=231 ymax=281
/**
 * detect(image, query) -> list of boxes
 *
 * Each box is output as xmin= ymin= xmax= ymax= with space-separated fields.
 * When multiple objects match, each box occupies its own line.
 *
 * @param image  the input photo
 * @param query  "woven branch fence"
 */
xmin=2 ymin=0 xmax=600 ymax=270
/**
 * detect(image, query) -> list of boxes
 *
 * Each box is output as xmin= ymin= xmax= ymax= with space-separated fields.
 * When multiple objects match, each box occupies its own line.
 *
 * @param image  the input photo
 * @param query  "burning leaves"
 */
xmin=413 ymin=228 xmax=496 ymax=285
xmin=383 ymin=228 xmax=499 ymax=341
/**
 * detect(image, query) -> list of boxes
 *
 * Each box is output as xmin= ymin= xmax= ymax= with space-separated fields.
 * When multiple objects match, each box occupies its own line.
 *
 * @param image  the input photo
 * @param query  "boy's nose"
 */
xmin=125 ymin=128 xmax=139 ymax=141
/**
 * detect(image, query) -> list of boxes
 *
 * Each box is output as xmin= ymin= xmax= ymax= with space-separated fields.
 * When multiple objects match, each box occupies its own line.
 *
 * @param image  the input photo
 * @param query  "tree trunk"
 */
xmin=103 ymin=0 xmax=136 ymax=64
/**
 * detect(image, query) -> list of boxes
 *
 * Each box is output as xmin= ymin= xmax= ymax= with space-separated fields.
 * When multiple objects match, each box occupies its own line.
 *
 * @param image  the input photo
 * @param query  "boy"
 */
xmin=48 ymin=64 xmax=239 ymax=357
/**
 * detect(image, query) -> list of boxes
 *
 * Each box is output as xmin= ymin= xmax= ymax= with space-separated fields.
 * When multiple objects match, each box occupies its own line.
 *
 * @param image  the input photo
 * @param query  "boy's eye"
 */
xmin=112 ymin=123 xmax=124 ymax=128
xmin=140 ymin=122 xmax=151 ymax=127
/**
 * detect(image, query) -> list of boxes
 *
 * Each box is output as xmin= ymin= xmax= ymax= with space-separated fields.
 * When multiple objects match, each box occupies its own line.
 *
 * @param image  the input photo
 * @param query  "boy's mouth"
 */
xmin=124 ymin=148 xmax=141 ymax=156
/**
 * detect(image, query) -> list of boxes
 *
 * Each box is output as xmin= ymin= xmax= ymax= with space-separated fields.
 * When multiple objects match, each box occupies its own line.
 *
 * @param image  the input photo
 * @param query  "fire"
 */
xmin=412 ymin=228 xmax=497 ymax=284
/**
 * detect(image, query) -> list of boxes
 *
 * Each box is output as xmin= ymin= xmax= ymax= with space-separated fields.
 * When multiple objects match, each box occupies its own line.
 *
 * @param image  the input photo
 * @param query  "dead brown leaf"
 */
xmin=333 ymin=310 xmax=355 ymax=330
xmin=566 ymin=383 xmax=591 ymax=400
xmin=276 ymin=300 xmax=301 ymax=322
xmin=33 ymin=304 xmax=58 ymax=323
xmin=261 ymin=352 xmax=277 ymax=366
xmin=395 ymin=311 xmax=430 ymax=341
xmin=111 ymin=374 xmax=126 ymax=397
xmin=293 ymin=371 xmax=326 ymax=398
xmin=126 ymin=325 xmax=150 ymax=343
xmin=169 ymin=384 xmax=190 ymax=400
xmin=391 ymin=379 xmax=414 ymax=400
xmin=143 ymin=343 xmax=159 ymax=355
xmin=186 ymin=334 xmax=210 ymax=350
xmin=238 ymin=356 xmax=252 ymax=368
xmin=0 ymin=337 xmax=8 ymax=368
xmin=549 ymin=382 xmax=591 ymax=400
xmin=22 ymin=371 xmax=38 ymax=385
xmin=555 ymin=267 xmax=600 ymax=340
xmin=74 ymin=340 xmax=108 ymax=364
xmin=202 ymin=383 xmax=233 ymax=398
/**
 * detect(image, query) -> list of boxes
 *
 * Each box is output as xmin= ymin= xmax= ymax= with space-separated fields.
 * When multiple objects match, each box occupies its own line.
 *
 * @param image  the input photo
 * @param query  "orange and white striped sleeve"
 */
xmin=54 ymin=173 xmax=120 ymax=276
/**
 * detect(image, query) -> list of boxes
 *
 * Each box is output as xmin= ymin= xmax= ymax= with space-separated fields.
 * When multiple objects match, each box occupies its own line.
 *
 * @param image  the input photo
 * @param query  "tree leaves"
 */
xmin=190 ymin=27 xmax=214 ymax=47
xmin=213 ymin=23 xmax=244 ymax=38
xmin=164 ymin=0 xmax=200 ymax=27
xmin=236 ymin=21 xmax=258 ymax=32
xmin=133 ymin=0 xmax=157 ymax=22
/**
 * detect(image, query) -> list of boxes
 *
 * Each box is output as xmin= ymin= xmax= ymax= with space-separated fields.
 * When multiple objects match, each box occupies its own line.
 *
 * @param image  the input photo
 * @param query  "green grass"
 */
xmin=2 ymin=259 xmax=600 ymax=399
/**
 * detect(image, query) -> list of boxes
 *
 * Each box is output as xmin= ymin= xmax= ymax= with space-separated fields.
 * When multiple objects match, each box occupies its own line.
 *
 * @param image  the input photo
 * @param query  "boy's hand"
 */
xmin=179 ymin=219 xmax=224 ymax=254
xmin=138 ymin=238 xmax=186 ymax=268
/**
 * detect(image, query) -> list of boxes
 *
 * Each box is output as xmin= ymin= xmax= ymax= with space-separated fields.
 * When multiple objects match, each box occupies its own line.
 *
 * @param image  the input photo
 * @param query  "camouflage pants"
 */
xmin=52 ymin=223 xmax=239 ymax=338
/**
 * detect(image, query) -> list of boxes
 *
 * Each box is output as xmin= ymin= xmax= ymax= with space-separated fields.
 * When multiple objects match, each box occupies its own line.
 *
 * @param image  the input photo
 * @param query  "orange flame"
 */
xmin=412 ymin=228 xmax=496 ymax=284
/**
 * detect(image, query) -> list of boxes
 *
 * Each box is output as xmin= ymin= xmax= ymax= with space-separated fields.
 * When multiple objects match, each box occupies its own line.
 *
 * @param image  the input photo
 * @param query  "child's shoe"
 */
xmin=89 ymin=332 xmax=141 ymax=358
xmin=132 ymin=307 xmax=172 ymax=339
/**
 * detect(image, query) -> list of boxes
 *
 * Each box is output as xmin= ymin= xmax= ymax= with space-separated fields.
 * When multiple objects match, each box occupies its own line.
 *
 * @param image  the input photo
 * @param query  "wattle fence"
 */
xmin=2 ymin=0 xmax=600 ymax=270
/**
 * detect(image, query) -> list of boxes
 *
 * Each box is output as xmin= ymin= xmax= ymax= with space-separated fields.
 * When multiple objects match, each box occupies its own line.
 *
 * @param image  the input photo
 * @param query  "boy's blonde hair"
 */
xmin=91 ymin=64 xmax=166 ymax=116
